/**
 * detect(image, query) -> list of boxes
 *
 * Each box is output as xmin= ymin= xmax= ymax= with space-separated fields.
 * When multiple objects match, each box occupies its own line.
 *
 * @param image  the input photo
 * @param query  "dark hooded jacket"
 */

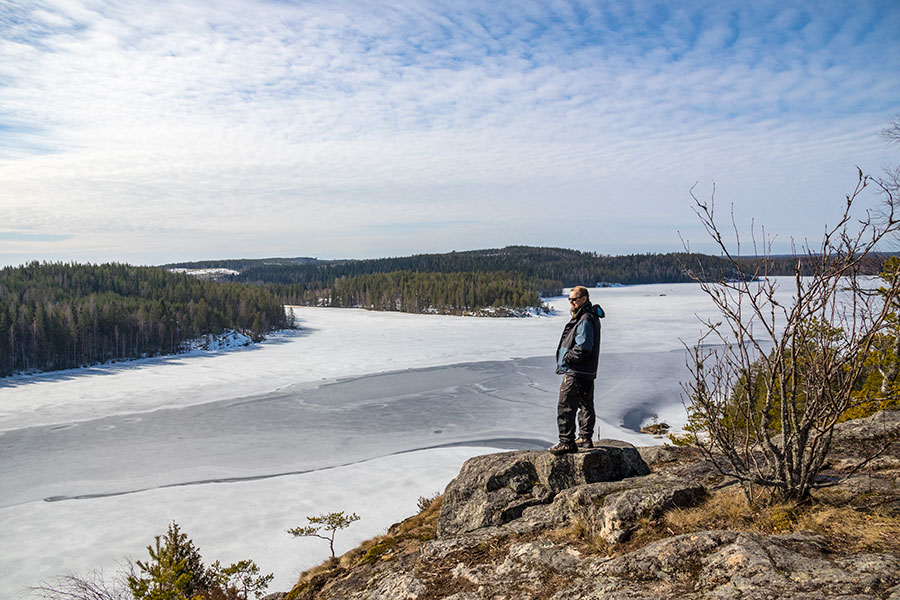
xmin=556 ymin=301 xmax=602 ymax=379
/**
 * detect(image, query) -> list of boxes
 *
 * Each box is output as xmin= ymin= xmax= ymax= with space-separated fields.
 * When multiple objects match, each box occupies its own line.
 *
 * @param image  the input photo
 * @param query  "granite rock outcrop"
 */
xmin=437 ymin=440 xmax=650 ymax=537
xmin=282 ymin=414 xmax=900 ymax=600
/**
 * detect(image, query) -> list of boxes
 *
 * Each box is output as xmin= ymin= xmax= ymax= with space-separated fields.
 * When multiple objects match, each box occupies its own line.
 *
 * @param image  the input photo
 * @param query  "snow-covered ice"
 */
xmin=0 ymin=281 xmax=801 ymax=597
xmin=1 ymin=447 xmax=496 ymax=597
xmin=0 ymin=282 xmax=735 ymax=433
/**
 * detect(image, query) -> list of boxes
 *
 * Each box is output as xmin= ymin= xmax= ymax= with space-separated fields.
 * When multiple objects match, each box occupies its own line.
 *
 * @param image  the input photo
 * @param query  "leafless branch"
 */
xmin=680 ymin=164 xmax=900 ymax=501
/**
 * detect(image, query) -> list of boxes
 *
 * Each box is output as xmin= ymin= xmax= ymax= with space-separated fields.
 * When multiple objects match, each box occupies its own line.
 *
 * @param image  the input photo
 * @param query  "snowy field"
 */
xmin=0 ymin=282 xmax=797 ymax=597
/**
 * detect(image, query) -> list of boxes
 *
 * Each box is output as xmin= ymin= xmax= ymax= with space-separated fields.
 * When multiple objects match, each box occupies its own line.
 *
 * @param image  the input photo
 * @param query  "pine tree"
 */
xmin=287 ymin=511 xmax=361 ymax=558
xmin=127 ymin=522 xmax=211 ymax=600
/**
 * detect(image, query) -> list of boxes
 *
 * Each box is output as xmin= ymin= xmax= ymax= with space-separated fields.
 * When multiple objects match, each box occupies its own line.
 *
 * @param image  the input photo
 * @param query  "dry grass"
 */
xmin=284 ymin=495 xmax=444 ymax=599
xmin=543 ymin=517 xmax=603 ymax=556
xmin=795 ymin=505 xmax=900 ymax=553
xmin=386 ymin=495 xmax=443 ymax=540
xmin=340 ymin=495 xmax=442 ymax=568
xmin=664 ymin=487 xmax=757 ymax=533
xmin=663 ymin=486 xmax=900 ymax=554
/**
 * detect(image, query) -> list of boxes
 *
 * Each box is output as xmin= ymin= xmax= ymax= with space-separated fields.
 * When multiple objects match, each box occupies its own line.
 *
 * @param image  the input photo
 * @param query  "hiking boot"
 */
xmin=548 ymin=441 xmax=577 ymax=455
xmin=575 ymin=437 xmax=593 ymax=449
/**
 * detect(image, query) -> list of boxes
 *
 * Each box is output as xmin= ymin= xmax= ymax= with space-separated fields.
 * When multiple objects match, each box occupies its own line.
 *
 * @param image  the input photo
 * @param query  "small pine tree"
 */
xmin=128 ymin=522 xmax=211 ymax=600
xmin=208 ymin=559 xmax=274 ymax=600
xmin=287 ymin=511 xmax=360 ymax=558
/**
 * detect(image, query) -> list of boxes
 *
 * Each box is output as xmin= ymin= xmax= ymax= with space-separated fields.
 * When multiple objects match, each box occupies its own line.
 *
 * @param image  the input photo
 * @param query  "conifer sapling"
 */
xmin=287 ymin=511 xmax=361 ymax=558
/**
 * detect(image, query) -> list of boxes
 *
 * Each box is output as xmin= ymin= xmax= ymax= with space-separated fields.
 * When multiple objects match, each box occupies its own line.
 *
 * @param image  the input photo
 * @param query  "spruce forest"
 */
xmin=0 ymin=262 xmax=289 ymax=377
xmin=172 ymin=246 xmax=747 ymax=294
xmin=327 ymin=270 xmax=545 ymax=313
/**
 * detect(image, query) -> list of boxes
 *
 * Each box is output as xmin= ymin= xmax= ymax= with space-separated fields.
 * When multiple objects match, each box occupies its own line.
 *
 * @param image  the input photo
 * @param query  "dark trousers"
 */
xmin=557 ymin=373 xmax=596 ymax=443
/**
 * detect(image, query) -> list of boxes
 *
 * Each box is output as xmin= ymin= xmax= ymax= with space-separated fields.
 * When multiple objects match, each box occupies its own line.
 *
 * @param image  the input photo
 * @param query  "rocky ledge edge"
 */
xmin=271 ymin=411 xmax=900 ymax=600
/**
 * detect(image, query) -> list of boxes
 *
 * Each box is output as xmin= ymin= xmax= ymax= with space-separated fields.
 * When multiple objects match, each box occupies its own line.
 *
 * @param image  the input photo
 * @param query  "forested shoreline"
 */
xmin=5 ymin=247 xmax=891 ymax=377
xmin=166 ymin=245 xmax=891 ymax=310
xmin=0 ymin=262 xmax=290 ymax=377
xmin=174 ymin=246 xmax=741 ymax=293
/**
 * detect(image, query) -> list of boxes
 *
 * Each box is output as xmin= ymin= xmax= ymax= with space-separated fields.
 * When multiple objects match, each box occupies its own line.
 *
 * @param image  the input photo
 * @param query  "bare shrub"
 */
xmin=30 ymin=570 xmax=129 ymax=600
xmin=681 ymin=167 xmax=900 ymax=502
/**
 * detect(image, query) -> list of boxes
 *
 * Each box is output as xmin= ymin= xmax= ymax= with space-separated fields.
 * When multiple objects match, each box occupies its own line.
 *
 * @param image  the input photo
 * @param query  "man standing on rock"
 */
xmin=550 ymin=285 xmax=603 ymax=455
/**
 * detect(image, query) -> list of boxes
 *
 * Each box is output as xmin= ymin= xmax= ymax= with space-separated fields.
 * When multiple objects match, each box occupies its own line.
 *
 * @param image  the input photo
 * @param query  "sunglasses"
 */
xmin=568 ymin=296 xmax=582 ymax=303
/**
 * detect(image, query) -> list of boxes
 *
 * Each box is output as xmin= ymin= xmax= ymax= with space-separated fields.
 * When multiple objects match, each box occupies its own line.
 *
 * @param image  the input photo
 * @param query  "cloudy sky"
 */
xmin=1 ymin=0 xmax=898 ymax=266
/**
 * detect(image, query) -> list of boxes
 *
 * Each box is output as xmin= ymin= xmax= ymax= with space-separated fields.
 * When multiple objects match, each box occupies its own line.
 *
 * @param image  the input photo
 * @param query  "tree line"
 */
xmin=0 ymin=262 xmax=289 ymax=377
xmin=326 ymin=270 xmax=546 ymax=313
xmin=176 ymin=247 xmax=738 ymax=291
xmin=244 ymin=271 xmax=553 ymax=314
xmin=167 ymin=247 xmax=883 ymax=310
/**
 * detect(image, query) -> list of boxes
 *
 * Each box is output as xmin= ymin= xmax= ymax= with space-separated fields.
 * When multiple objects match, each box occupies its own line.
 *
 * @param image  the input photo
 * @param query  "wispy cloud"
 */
xmin=1 ymin=0 xmax=898 ymax=265
xmin=0 ymin=232 xmax=73 ymax=242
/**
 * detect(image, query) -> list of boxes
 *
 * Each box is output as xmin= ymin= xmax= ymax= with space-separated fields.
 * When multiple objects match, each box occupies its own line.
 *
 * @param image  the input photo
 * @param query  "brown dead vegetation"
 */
xmin=661 ymin=486 xmax=900 ymax=554
xmin=284 ymin=496 xmax=447 ymax=600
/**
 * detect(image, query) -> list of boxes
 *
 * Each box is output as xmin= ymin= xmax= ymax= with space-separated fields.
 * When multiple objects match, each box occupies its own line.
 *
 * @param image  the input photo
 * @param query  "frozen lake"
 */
xmin=0 ymin=282 xmax=792 ymax=597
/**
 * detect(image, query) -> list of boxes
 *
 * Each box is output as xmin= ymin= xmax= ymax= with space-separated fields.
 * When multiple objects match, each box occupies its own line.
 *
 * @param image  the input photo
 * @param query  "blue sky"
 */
xmin=1 ymin=0 xmax=898 ymax=266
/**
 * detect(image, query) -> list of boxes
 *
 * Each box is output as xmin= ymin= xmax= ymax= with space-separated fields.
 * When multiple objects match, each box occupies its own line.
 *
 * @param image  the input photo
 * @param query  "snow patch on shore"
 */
xmin=168 ymin=267 xmax=240 ymax=278
xmin=179 ymin=330 xmax=254 ymax=353
xmin=463 ymin=304 xmax=554 ymax=317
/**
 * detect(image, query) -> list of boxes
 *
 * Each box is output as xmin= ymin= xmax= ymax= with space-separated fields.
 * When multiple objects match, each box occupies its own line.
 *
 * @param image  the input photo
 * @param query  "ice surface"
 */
xmin=2 ymin=447 xmax=496 ymax=597
xmin=0 ymin=281 xmax=748 ymax=432
xmin=0 ymin=281 xmax=800 ymax=597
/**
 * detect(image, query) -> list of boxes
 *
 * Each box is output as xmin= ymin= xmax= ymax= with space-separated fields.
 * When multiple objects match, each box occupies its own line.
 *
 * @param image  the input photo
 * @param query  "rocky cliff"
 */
xmin=276 ymin=411 xmax=900 ymax=600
